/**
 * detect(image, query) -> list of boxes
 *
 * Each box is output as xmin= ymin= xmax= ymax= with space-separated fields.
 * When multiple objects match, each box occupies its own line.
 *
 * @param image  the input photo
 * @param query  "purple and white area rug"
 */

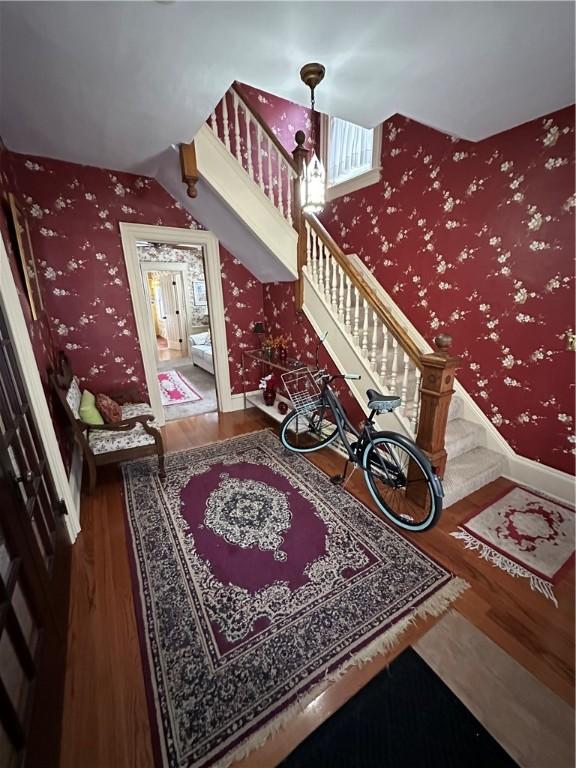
xmin=122 ymin=430 xmax=467 ymax=768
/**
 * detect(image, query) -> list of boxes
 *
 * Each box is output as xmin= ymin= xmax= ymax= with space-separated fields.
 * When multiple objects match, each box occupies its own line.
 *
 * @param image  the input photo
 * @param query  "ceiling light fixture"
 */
xmin=299 ymin=62 xmax=326 ymax=215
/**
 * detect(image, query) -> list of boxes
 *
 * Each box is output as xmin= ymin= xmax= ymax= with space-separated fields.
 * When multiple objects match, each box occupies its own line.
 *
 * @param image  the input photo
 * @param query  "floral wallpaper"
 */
xmin=7 ymin=151 xmax=264 ymax=400
xmin=0 ymin=146 xmax=55 ymax=381
xmin=319 ymin=107 xmax=575 ymax=474
xmin=0 ymin=144 xmax=75 ymax=470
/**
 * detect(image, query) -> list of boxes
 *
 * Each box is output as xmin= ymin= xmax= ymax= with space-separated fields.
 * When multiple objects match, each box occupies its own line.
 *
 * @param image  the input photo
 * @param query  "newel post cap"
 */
xmin=434 ymin=333 xmax=452 ymax=355
xmin=292 ymin=131 xmax=309 ymax=173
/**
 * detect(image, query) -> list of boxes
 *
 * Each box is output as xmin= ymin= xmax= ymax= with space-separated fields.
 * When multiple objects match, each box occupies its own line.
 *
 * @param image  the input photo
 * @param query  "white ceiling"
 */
xmin=1 ymin=1 xmax=574 ymax=175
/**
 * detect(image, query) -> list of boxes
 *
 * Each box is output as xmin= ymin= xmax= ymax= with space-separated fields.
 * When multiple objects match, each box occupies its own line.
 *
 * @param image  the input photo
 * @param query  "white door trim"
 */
xmin=119 ymin=223 xmax=233 ymax=424
xmin=0 ymin=237 xmax=80 ymax=542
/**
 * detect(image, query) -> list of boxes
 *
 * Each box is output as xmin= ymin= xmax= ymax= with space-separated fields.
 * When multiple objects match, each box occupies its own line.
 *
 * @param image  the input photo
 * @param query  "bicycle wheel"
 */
xmin=280 ymin=406 xmax=339 ymax=453
xmin=362 ymin=432 xmax=442 ymax=531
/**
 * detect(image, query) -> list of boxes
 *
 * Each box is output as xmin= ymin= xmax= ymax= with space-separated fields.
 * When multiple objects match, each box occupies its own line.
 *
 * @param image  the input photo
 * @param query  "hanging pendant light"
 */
xmin=300 ymin=63 xmax=326 ymax=215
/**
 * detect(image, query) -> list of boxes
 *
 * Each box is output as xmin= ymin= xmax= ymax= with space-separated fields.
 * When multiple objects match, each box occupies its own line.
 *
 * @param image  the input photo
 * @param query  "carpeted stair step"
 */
xmin=447 ymin=394 xmax=465 ymax=422
xmin=443 ymin=447 xmax=506 ymax=509
xmin=445 ymin=418 xmax=484 ymax=461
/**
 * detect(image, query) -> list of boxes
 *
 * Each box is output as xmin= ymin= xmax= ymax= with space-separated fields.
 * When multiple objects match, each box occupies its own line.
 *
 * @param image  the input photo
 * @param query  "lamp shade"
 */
xmin=301 ymin=151 xmax=326 ymax=215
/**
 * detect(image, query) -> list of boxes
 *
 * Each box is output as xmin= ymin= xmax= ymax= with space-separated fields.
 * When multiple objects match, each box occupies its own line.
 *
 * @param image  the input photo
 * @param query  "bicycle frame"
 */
xmin=315 ymin=379 xmax=421 ymax=491
xmin=319 ymin=381 xmax=373 ymax=464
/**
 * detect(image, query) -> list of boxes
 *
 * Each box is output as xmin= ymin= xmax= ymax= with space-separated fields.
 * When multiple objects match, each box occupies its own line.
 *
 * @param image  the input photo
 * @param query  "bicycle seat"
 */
xmin=366 ymin=389 xmax=401 ymax=413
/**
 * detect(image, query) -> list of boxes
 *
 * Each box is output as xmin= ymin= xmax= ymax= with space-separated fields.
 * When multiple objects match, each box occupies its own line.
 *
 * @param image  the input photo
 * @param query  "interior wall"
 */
xmin=0 ymin=143 xmax=73 ymax=471
xmin=319 ymin=106 xmax=575 ymax=474
xmin=7 ymin=151 xmax=265 ymax=398
xmin=0 ymin=146 xmax=56 ymax=380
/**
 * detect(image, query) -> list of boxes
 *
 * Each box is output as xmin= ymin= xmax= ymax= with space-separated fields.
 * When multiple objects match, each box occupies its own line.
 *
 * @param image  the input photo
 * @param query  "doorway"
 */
xmin=141 ymin=263 xmax=189 ymax=364
xmin=138 ymin=244 xmax=218 ymax=422
xmin=120 ymin=224 xmax=233 ymax=427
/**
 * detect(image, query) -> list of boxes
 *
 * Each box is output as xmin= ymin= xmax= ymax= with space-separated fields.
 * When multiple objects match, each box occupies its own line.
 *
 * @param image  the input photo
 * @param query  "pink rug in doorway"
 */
xmin=158 ymin=370 xmax=202 ymax=406
xmin=451 ymin=485 xmax=574 ymax=606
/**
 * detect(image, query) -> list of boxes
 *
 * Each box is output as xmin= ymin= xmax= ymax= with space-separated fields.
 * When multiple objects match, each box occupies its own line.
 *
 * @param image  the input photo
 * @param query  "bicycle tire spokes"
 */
xmin=365 ymin=439 xmax=436 ymax=527
xmin=368 ymin=442 xmax=407 ymax=488
xmin=283 ymin=407 xmax=339 ymax=451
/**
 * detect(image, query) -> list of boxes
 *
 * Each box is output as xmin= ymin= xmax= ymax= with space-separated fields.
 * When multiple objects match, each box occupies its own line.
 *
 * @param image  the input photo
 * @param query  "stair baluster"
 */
xmin=400 ymin=349 xmax=410 ymax=413
xmin=344 ymin=274 xmax=352 ymax=332
xmin=410 ymin=368 xmax=422 ymax=431
xmin=286 ymin=171 xmax=292 ymax=227
xmin=361 ymin=297 xmax=369 ymax=358
xmin=277 ymin=150 xmax=283 ymax=217
xmin=246 ymin=117 xmax=254 ymax=180
xmin=210 ymin=111 xmax=218 ymax=136
xmin=370 ymin=309 xmax=378 ymax=370
xmin=330 ymin=254 xmax=338 ymax=310
xmin=352 ymin=285 xmax=360 ymax=344
xmin=324 ymin=245 xmax=331 ymax=304
xmin=306 ymin=221 xmax=314 ymax=282
xmin=267 ymin=139 xmax=273 ymax=204
xmin=317 ymin=233 xmax=324 ymax=296
xmin=222 ymin=93 xmax=231 ymax=152
xmin=256 ymin=125 xmax=264 ymax=191
xmin=232 ymin=93 xmax=241 ymax=164
xmin=337 ymin=264 xmax=345 ymax=322
xmin=390 ymin=336 xmax=399 ymax=391
xmin=380 ymin=325 xmax=389 ymax=386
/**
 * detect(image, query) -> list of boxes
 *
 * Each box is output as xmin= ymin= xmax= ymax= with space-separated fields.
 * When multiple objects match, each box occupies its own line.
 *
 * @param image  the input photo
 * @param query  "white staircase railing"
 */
xmin=208 ymin=83 xmax=299 ymax=226
xmin=303 ymin=216 xmax=423 ymax=435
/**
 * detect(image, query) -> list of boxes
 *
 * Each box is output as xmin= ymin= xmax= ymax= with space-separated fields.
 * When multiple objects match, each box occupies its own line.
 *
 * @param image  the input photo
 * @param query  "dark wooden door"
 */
xmin=0 ymin=304 xmax=70 ymax=768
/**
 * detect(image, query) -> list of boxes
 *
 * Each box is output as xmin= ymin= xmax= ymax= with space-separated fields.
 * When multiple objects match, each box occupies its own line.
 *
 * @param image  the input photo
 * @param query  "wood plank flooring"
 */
xmin=59 ymin=410 xmax=574 ymax=768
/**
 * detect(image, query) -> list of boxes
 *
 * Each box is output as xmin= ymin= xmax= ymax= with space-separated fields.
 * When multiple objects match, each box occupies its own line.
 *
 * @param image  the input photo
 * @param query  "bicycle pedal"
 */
xmin=330 ymin=474 xmax=344 ymax=485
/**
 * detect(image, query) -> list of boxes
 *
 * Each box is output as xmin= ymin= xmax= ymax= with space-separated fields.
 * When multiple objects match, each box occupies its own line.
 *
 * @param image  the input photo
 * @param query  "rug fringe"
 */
xmin=450 ymin=529 xmax=558 ymax=608
xmin=211 ymin=576 xmax=469 ymax=768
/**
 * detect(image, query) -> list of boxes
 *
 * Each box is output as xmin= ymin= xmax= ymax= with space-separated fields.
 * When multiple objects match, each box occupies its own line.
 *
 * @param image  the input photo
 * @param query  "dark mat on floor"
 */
xmin=280 ymin=647 xmax=518 ymax=768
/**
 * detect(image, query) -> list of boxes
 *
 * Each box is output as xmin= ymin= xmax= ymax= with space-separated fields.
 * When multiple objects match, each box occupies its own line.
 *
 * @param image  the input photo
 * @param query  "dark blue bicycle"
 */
xmin=279 ymin=336 xmax=443 ymax=532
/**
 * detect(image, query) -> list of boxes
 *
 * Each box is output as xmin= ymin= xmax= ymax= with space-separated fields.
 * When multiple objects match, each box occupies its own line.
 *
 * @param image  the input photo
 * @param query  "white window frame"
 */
xmin=320 ymin=114 xmax=382 ymax=201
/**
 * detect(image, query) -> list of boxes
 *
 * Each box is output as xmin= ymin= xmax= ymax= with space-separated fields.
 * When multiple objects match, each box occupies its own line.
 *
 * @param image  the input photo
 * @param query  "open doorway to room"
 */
xmin=137 ymin=241 xmax=218 ymax=422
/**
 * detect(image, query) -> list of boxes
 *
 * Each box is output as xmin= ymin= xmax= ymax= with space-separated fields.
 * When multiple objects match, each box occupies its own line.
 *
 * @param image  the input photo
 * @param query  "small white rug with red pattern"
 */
xmin=158 ymin=370 xmax=202 ymax=406
xmin=451 ymin=486 xmax=574 ymax=606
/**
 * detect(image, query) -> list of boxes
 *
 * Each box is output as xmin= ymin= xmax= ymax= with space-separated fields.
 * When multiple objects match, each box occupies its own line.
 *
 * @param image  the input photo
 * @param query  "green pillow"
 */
xmin=79 ymin=389 xmax=104 ymax=425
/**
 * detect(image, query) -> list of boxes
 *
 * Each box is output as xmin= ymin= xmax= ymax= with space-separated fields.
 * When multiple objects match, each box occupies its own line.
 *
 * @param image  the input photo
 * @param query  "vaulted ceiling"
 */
xmin=1 ymin=1 xmax=574 ymax=174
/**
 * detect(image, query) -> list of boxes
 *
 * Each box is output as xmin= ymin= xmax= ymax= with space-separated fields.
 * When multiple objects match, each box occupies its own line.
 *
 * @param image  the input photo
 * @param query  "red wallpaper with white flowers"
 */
xmin=320 ymin=107 xmax=575 ymax=474
xmin=7 ymin=151 xmax=264 ymax=397
xmin=0 ymin=146 xmax=56 ymax=380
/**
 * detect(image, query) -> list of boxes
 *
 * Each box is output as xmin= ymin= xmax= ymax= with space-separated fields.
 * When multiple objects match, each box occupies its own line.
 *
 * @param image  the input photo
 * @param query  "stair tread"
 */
xmin=443 ymin=446 xmax=506 ymax=508
xmin=445 ymin=417 xmax=484 ymax=459
xmin=447 ymin=395 xmax=465 ymax=421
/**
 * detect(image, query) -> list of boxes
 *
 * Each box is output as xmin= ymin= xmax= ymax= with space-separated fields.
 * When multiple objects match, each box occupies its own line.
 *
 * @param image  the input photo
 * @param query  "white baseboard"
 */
xmin=227 ymin=390 xmax=260 ymax=412
xmin=68 ymin=444 xmax=83 ymax=520
xmin=505 ymin=454 xmax=575 ymax=506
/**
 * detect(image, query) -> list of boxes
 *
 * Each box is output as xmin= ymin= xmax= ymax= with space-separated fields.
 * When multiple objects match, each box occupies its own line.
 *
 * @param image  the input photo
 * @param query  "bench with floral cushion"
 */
xmin=51 ymin=352 xmax=165 ymax=494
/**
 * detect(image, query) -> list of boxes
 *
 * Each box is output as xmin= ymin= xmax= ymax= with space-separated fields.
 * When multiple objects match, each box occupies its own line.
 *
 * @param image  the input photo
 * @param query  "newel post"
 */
xmin=179 ymin=142 xmax=199 ymax=199
xmin=292 ymin=131 xmax=308 ymax=311
xmin=414 ymin=334 xmax=461 ymax=479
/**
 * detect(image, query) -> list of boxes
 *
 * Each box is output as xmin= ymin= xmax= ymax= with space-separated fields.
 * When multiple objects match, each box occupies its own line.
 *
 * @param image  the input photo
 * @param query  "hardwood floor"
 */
xmin=59 ymin=410 xmax=574 ymax=768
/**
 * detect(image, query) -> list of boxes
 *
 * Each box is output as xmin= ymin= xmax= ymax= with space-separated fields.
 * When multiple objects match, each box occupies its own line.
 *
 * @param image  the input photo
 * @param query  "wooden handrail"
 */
xmin=304 ymin=213 xmax=423 ymax=368
xmin=231 ymin=82 xmax=299 ymax=176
